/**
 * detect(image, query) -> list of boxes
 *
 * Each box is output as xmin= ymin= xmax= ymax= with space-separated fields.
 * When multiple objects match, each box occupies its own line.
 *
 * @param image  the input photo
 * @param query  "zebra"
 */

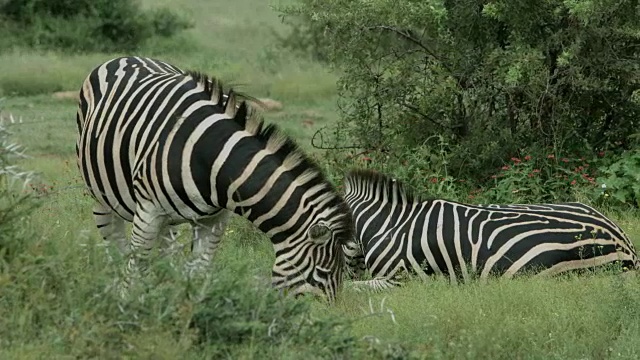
xmin=342 ymin=169 xmax=639 ymax=290
xmin=75 ymin=56 xmax=353 ymax=301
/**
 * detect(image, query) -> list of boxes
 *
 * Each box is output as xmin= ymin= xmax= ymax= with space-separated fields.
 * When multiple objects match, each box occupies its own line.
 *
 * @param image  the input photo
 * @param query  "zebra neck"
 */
xmin=219 ymin=167 xmax=335 ymax=244
xmin=353 ymin=199 xmax=417 ymax=245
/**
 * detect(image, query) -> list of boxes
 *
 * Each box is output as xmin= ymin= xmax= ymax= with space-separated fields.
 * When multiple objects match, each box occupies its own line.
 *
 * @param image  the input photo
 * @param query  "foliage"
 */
xmin=598 ymin=149 xmax=640 ymax=208
xmin=480 ymin=150 xmax=599 ymax=204
xmin=0 ymin=0 xmax=192 ymax=52
xmin=278 ymin=0 xmax=640 ymax=188
xmin=0 ymin=114 xmax=36 ymax=269
xmin=318 ymin=134 xmax=471 ymax=202
xmin=275 ymin=4 xmax=332 ymax=62
xmin=320 ymin=135 xmax=605 ymax=206
xmin=190 ymin=265 xmax=357 ymax=358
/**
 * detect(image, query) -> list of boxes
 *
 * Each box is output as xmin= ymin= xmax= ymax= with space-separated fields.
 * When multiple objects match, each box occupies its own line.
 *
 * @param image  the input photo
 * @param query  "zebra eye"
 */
xmin=309 ymin=223 xmax=332 ymax=244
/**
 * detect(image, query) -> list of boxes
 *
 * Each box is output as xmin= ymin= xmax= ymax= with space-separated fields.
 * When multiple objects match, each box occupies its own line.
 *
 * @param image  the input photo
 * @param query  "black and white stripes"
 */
xmin=343 ymin=170 xmax=639 ymax=290
xmin=76 ymin=56 xmax=352 ymax=301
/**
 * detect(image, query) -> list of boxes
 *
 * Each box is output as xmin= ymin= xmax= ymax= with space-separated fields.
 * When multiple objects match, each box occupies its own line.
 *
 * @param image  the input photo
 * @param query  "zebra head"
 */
xmin=271 ymin=217 xmax=352 ymax=303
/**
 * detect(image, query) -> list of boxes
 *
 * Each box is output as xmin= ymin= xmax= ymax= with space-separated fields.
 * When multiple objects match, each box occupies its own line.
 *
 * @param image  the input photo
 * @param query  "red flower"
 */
xmin=532 ymin=169 xmax=541 ymax=173
xmin=362 ymin=156 xmax=372 ymax=162
xmin=511 ymin=157 xmax=521 ymax=163
xmin=430 ymin=177 xmax=438 ymax=183
xmin=524 ymin=155 xmax=532 ymax=161
xmin=501 ymin=165 xmax=510 ymax=170
xmin=561 ymin=158 xmax=569 ymax=163
xmin=547 ymin=154 xmax=555 ymax=159
xmin=528 ymin=173 xmax=535 ymax=178
xmin=570 ymin=180 xmax=577 ymax=185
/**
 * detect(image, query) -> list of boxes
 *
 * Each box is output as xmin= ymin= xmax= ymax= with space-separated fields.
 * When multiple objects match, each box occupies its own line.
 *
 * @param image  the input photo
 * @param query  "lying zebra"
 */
xmin=342 ymin=169 xmax=639 ymax=290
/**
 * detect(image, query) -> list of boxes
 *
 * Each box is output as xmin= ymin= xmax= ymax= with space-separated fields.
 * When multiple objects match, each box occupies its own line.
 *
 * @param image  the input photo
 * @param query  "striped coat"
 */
xmin=76 ymin=57 xmax=352 ymax=301
xmin=343 ymin=170 xmax=639 ymax=290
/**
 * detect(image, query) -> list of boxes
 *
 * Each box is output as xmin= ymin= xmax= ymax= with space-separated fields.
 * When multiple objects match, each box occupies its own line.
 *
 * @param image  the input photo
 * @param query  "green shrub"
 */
xmin=478 ymin=150 xmax=600 ymax=204
xmin=279 ymin=0 xmax=640 ymax=192
xmin=318 ymin=138 xmax=607 ymax=206
xmin=317 ymin=135 xmax=471 ymax=202
xmin=190 ymin=264 xmax=357 ymax=358
xmin=0 ymin=0 xmax=192 ymax=52
xmin=597 ymin=149 xmax=640 ymax=208
xmin=148 ymin=7 xmax=193 ymax=38
xmin=0 ymin=116 xmax=36 ymax=269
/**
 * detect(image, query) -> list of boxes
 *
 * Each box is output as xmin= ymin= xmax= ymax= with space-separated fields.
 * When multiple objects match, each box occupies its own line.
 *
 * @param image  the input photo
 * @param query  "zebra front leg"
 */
xmin=184 ymin=210 xmax=231 ymax=278
xmin=93 ymin=202 xmax=128 ymax=261
xmin=119 ymin=208 xmax=166 ymax=299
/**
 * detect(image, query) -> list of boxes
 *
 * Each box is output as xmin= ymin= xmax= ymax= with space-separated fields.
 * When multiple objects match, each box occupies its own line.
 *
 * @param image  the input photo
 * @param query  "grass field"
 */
xmin=1 ymin=0 xmax=640 ymax=359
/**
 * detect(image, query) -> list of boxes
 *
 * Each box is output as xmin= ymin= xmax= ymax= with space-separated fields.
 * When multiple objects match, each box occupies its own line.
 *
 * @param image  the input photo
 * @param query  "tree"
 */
xmin=279 ymin=0 xmax=640 ymax=182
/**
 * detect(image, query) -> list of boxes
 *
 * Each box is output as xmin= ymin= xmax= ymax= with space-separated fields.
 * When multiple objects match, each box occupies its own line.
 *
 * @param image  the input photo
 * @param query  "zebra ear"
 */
xmin=225 ymin=91 xmax=237 ymax=117
xmin=211 ymin=78 xmax=224 ymax=105
xmin=309 ymin=223 xmax=332 ymax=244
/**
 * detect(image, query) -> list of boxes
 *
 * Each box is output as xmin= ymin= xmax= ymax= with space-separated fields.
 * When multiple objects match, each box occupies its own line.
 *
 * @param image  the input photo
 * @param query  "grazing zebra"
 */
xmin=342 ymin=169 xmax=639 ymax=290
xmin=76 ymin=56 xmax=353 ymax=301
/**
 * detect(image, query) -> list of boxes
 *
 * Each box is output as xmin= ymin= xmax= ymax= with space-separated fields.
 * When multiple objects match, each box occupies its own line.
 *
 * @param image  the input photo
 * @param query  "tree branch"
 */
xmin=310 ymin=126 xmax=364 ymax=150
xmin=365 ymin=25 xmax=453 ymax=74
xmin=401 ymin=102 xmax=451 ymax=131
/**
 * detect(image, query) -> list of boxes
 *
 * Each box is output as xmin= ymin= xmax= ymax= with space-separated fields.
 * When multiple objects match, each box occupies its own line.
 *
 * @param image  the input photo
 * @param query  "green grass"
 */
xmin=1 ymin=0 xmax=640 ymax=358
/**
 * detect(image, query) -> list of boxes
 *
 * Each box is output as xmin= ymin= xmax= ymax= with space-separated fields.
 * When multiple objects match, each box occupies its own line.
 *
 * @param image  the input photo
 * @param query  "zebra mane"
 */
xmin=345 ymin=169 xmax=427 ymax=204
xmin=184 ymin=70 xmax=267 ymax=134
xmin=185 ymin=70 xmax=353 ymax=243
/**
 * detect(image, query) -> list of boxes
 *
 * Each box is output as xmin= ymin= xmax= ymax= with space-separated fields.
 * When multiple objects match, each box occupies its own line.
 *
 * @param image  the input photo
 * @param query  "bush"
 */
xmin=0 ymin=115 xmax=36 ymax=269
xmin=0 ymin=0 xmax=192 ymax=52
xmin=190 ymin=264 xmax=357 ymax=358
xmin=597 ymin=149 xmax=640 ymax=208
xmin=319 ymin=137 xmax=605 ymax=206
xmin=279 ymin=0 xmax=640 ymax=193
xmin=0 ymin=242 xmax=360 ymax=358
xmin=478 ymin=151 xmax=600 ymax=204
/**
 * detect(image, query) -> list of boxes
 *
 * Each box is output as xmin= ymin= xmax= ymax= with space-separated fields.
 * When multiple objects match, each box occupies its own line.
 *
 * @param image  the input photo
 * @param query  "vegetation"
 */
xmin=279 ymin=0 xmax=640 ymax=207
xmin=0 ymin=0 xmax=192 ymax=52
xmin=0 ymin=0 xmax=639 ymax=358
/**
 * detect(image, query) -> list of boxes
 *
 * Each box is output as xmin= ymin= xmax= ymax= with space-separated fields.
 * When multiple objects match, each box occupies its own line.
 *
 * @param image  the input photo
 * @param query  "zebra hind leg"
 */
xmin=119 ymin=206 xmax=166 ymax=299
xmin=184 ymin=210 xmax=231 ymax=278
xmin=93 ymin=202 xmax=128 ymax=262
